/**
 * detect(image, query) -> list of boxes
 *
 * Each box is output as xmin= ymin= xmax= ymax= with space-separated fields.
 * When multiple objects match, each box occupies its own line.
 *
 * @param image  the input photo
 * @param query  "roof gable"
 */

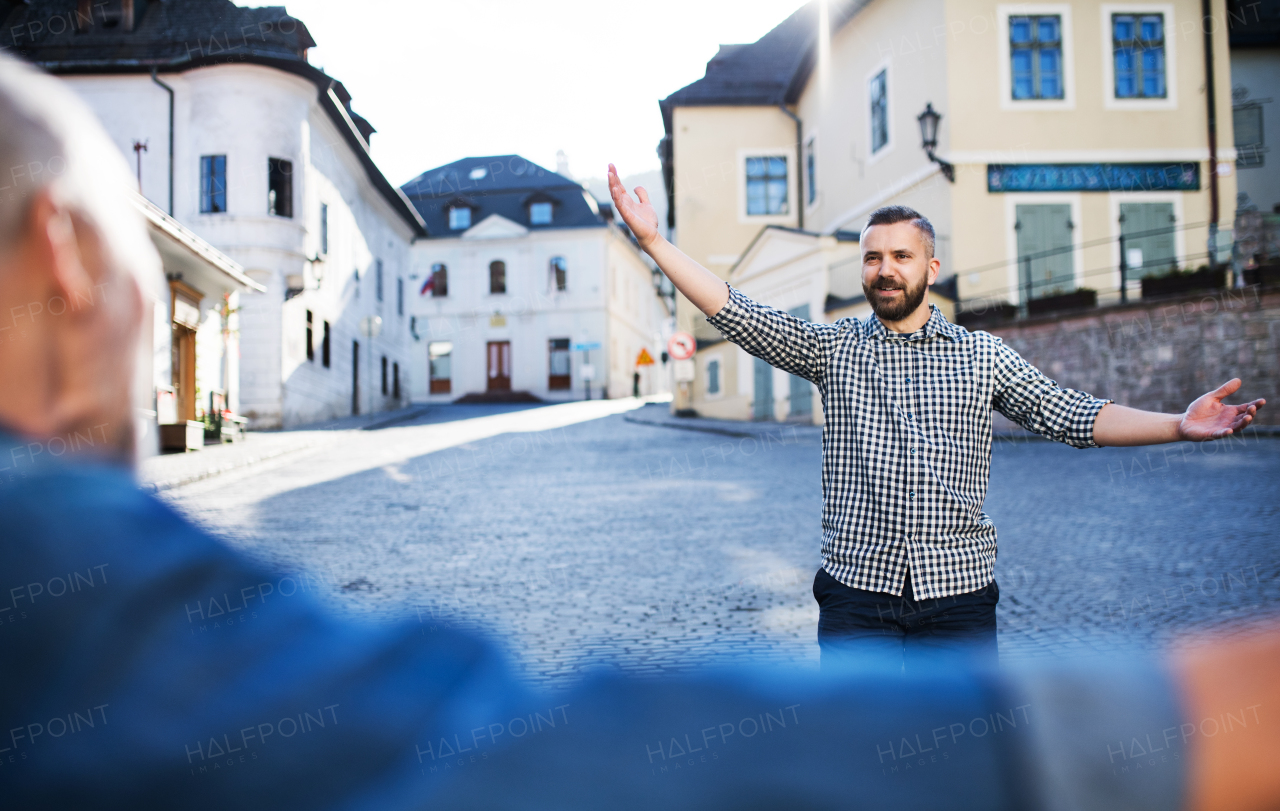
xmin=461 ymin=214 xmax=529 ymax=240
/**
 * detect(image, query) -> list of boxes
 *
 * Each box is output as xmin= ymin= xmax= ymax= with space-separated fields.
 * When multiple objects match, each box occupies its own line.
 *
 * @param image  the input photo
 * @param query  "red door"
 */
xmin=487 ymin=341 xmax=511 ymax=391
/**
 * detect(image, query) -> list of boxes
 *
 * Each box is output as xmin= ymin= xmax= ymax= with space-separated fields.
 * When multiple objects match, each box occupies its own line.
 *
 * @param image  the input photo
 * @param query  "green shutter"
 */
xmin=753 ymin=357 xmax=774 ymax=421
xmin=787 ymin=305 xmax=812 ymax=418
xmin=1120 ymin=202 xmax=1177 ymax=275
xmin=1015 ymin=204 xmax=1074 ymax=299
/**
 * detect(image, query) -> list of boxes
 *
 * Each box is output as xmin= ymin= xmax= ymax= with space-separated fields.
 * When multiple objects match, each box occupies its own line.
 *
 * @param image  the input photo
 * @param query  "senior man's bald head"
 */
xmin=0 ymin=53 xmax=160 ymax=465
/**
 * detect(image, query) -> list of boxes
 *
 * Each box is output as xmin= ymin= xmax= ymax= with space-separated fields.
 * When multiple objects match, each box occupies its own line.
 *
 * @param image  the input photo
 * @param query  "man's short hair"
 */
xmin=863 ymin=205 xmax=936 ymax=259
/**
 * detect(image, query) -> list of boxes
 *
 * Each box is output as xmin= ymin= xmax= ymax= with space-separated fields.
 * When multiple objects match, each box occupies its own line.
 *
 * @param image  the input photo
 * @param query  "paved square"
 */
xmin=165 ymin=403 xmax=1280 ymax=686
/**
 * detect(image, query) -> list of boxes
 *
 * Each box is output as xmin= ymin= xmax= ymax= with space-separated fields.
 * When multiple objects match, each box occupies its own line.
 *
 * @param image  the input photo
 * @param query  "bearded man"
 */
xmin=608 ymin=167 xmax=1264 ymax=670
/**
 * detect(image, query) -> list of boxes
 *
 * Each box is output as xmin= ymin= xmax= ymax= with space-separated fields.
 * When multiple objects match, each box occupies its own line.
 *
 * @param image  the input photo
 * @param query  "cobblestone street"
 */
xmin=164 ymin=402 xmax=1280 ymax=686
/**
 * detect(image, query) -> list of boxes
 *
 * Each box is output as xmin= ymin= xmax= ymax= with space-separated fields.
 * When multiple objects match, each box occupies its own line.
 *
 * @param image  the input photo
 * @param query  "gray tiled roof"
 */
xmin=402 ymin=156 xmax=607 ymax=239
xmin=2 ymin=0 xmax=423 ymax=236
xmin=657 ymin=0 xmax=870 ymax=132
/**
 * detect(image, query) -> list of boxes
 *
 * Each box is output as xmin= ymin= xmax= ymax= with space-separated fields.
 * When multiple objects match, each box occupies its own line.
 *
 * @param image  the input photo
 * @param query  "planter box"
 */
xmin=1243 ymin=264 xmax=1280 ymax=288
xmin=956 ymin=302 xmax=1018 ymax=328
xmin=1027 ymin=289 xmax=1097 ymax=316
xmin=160 ymin=420 xmax=204 ymax=453
xmin=1141 ymin=269 xmax=1226 ymax=298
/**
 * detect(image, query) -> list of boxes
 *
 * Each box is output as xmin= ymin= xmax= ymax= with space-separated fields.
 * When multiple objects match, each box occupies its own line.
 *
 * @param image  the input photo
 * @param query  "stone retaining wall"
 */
xmin=983 ymin=285 xmax=1280 ymax=429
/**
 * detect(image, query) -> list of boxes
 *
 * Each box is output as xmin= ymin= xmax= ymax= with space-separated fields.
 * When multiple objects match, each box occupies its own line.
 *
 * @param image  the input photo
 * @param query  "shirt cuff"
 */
xmin=1005 ymin=657 xmax=1187 ymax=811
xmin=1076 ymin=396 xmax=1114 ymax=449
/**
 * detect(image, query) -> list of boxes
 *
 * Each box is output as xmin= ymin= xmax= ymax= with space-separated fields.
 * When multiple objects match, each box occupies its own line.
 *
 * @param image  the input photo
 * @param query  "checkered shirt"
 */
xmin=706 ymin=287 xmax=1112 ymax=599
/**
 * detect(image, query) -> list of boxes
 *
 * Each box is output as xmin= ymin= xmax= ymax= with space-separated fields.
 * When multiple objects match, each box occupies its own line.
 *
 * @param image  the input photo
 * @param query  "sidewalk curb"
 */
xmin=360 ymin=405 xmax=432 ymax=431
xmin=623 ymin=410 xmax=821 ymax=440
xmin=140 ymin=440 xmax=319 ymax=493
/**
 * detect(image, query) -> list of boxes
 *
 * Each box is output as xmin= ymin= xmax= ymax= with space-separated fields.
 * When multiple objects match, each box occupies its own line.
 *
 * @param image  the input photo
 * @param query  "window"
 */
xmin=429 ymin=262 xmax=448 ymax=297
xmin=1112 ymin=13 xmax=1165 ymax=98
xmin=322 ymin=320 xmax=331 ymax=367
xmin=448 ymin=206 xmax=471 ymax=230
xmin=393 ymin=362 xmax=400 ymax=399
xmin=745 ymin=156 xmax=788 ymax=216
xmin=489 ymin=260 xmax=506 ymax=294
xmin=706 ymin=359 xmax=721 ymax=395
xmin=550 ymin=256 xmax=568 ymax=292
xmin=305 ymin=310 xmax=314 ymax=361
xmin=199 ymin=155 xmax=226 ymax=213
xmin=428 ymin=341 xmax=452 ymax=394
xmin=381 ymin=355 xmax=388 ymax=396
xmin=869 ymin=69 xmax=889 ymax=153
xmin=1010 ymin=15 xmax=1063 ymax=99
xmin=319 ymin=203 xmax=329 ymax=254
xmin=529 ymin=201 xmax=553 ymax=225
xmin=353 ymin=268 xmax=360 ymax=298
xmin=397 ymin=277 xmax=404 ymax=315
xmin=267 ymin=157 xmax=292 ymax=217
xmin=805 ymin=138 xmax=816 ymax=205
xmin=375 ymin=258 xmax=384 ymax=302
xmin=1234 ymin=104 xmax=1265 ymax=167
xmin=549 ymin=338 xmax=571 ymax=390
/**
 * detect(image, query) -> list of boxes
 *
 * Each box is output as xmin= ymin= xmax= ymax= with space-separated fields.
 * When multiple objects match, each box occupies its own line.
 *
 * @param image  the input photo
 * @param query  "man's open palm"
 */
xmin=1180 ymin=378 xmax=1266 ymax=441
xmin=607 ymin=164 xmax=659 ymax=248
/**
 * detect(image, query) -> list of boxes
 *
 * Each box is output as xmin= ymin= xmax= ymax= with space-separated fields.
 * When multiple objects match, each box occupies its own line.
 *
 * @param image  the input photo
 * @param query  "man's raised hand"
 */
xmin=607 ymin=164 xmax=660 ymax=250
xmin=1179 ymin=378 xmax=1266 ymax=441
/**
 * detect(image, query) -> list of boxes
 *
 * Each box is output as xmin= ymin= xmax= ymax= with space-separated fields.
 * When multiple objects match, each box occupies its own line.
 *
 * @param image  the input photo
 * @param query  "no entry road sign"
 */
xmin=667 ymin=332 xmax=695 ymax=361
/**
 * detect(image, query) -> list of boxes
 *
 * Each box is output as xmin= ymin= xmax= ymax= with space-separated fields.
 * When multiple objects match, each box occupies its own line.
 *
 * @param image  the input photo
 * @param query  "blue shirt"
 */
xmin=0 ymin=434 xmax=1182 ymax=809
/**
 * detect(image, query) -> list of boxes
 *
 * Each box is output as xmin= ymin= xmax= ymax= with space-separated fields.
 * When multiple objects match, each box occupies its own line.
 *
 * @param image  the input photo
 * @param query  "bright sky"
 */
xmin=279 ymin=0 xmax=808 ymax=186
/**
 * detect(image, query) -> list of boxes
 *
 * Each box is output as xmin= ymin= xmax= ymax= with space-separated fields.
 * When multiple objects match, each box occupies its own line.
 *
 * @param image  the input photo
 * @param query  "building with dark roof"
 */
xmin=403 ymin=155 xmax=608 ymax=237
xmin=3 ymin=0 xmax=426 ymax=427
xmin=401 ymin=156 xmax=669 ymax=403
xmin=658 ymin=0 xmax=1237 ymax=423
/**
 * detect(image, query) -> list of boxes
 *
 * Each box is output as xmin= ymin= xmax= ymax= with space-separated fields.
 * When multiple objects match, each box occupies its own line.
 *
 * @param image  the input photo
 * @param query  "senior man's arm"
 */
xmin=4 ymin=448 xmax=1274 ymax=810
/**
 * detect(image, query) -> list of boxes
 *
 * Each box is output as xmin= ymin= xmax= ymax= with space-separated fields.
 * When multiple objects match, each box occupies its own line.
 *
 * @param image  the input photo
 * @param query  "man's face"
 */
xmin=860 ymin=221 xmax=937 ymax=323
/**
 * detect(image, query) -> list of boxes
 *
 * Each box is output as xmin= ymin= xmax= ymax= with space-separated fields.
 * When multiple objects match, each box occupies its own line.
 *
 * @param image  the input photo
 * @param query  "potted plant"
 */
xmin=1141 ymin=266 xmax=1226 ymax=298
xmin=1027 ymin=287 xmax=1097 ymax=316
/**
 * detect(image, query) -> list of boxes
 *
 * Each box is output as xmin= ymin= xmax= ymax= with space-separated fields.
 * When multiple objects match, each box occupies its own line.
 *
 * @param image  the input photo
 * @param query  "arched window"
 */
xmin=550 ymin=256 xmax=567 ymax=292
xmin=489 ymin=260 xmax=506 ymax=294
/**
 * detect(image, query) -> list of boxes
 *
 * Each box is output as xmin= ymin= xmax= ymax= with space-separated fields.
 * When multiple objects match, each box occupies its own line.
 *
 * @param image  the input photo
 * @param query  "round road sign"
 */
xmin=667 ymin=332 xmax=696 ymax=361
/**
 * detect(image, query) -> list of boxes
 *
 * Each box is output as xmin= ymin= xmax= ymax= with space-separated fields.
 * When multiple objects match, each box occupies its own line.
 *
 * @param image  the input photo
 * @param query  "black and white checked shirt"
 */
xmin=706 ymin=287 xmax=1112 ymax=600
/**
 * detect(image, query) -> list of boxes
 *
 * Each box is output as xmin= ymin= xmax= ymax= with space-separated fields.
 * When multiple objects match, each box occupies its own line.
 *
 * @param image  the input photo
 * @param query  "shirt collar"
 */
xmin=867 ymin=304 xmax=957 ymax=342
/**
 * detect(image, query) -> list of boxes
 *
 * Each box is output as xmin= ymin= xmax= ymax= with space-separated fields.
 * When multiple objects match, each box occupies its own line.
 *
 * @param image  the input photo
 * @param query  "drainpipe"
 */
xmin=778 ymin=104 xmax=803 ymax=230
xmin=1201 ymin=0 xmax=1219 ymax=271
xmin=151 ymin=67 xmax=174 ymax=215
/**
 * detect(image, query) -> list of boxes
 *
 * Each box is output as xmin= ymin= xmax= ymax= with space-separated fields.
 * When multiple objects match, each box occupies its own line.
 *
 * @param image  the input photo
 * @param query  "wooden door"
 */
xmin=487 ymin=341 xmax=511 ymax=391
xmin=172 ymin=325 xmax=197 ymax=421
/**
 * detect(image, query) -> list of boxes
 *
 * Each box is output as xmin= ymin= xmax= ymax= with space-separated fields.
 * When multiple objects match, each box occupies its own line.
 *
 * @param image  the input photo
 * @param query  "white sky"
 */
xmin=278 ymin=0 xmax=808 ymax=186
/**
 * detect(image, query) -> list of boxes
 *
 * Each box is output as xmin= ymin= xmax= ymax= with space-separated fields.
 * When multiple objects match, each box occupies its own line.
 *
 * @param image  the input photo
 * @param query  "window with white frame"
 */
xmin=745 ymin=156 xmax=789 ymax=216
xmin=1009 ymin=15 xmax=1064 ymax=99
xmin=805 ymin=137 xmax=816 ymax=205
xmin=529 ymin=201 xmax=553 ymax=225
xmin=869 ymin=69 xmax=889 ymax=154
xmin=448 ymin=205 xmax=472 ymax=230
xmin=706 ymin=358 xmax=721 ymax=396
xmin=1112 ymin=13 xmax=1165 ymax=98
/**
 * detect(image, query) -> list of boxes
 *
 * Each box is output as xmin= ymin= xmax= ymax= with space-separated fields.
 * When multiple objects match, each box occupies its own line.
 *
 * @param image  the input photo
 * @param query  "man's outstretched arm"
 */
xmin=607 ymin=164 xmax=839 ymax=385
xmin=607 ymin=164 xmax=728 ymax=318
xmin=1093 ymin=378 xmax=1266 ymax=446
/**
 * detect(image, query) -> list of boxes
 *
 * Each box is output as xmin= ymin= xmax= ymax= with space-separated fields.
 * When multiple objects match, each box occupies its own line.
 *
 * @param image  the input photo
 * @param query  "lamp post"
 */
xmin=916 ymin=103 xmax=955 ymax=183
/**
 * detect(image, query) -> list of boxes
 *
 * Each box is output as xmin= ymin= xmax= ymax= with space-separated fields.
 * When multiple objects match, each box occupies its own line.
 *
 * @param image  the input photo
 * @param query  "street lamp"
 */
xmin=917 ymin=103 xmax=955 ymax=183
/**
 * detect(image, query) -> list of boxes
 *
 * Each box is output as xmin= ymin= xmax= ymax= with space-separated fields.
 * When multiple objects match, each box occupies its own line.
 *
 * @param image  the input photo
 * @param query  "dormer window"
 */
xmin=529 ymin=201 xmax=553 ymax=225
xmin=448 ymin=206 xmax=472 ymax=230
xmin=469 ymin=166 xmax=488 ymax=180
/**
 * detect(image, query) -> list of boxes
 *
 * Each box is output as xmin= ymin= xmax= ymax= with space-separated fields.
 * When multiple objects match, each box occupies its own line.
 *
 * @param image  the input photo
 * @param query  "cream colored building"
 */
xmin=660 ymin=0 xmax=1237 ymax=421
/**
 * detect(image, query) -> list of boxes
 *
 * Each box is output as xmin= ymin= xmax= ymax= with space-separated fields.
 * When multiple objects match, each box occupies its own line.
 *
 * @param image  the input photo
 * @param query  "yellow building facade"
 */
xmin=660 ymin=0 xmax=1238 ymax=421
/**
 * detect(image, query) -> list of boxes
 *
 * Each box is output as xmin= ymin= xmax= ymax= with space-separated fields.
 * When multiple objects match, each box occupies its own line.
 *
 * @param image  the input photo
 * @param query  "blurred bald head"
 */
xmin=0 ymin=53 xmax=159 ymax=465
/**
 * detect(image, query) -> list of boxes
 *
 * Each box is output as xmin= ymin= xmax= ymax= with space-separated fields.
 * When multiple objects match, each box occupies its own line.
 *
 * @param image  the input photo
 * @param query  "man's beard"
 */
xmin=863 ymin=274 xmax=929 ymax=322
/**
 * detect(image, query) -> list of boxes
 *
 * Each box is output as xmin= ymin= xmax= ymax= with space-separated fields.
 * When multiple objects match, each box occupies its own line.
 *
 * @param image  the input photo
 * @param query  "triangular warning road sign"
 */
xmin=635 ymin=348 xmax=655 ymax=366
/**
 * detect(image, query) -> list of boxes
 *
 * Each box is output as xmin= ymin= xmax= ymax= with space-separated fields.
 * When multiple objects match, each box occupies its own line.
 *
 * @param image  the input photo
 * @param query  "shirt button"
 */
xmin=909 ymin=491 xmax=915 ymax=499
xmin=906 ymin=377 xmax=912 ymax=383
xmin=910 ymin=448 xmax=916 ymax=455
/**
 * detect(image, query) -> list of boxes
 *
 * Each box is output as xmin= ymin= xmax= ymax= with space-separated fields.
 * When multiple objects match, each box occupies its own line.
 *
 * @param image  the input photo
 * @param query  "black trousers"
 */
xmin=812 ymin=567 xmax=999 ymax=671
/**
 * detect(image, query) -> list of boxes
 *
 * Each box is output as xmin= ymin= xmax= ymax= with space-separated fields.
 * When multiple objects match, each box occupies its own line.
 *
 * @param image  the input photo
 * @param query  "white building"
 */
xmin=9 ymin=0 xmax=427 ymax=428
xmin=401 ymin=156 xmax=671 ymax=402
